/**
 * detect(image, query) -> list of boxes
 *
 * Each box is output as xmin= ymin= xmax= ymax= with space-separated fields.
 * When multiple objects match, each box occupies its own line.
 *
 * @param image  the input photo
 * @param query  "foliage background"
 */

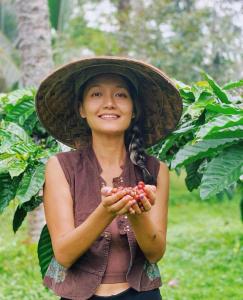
xmin=0 ymin=0 xmax=242 ymax=299
xmin=0 ymin=0 xmax=243 ymax=91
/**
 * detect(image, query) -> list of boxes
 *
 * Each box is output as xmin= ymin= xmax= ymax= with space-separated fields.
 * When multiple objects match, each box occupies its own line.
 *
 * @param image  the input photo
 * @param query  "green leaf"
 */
xmin=5 ymin=97 xmax=35 ymax=126
xmin=203 ymin=125 xmax=243 ymax=140
xmin=0 ymin=153 xmax=16 ymax=173
xmin=171 ymin=137 xmax=240 ymax=169
xmin=8 ymin=159 xmax=28 ymax=178
xmin=13 ymin=196 xmax=43 ymax=233
xmin=0 ymin=173 xmax=20 ymax=213
xmin=202 ymin=72 xmax=230 ymax=104
xmin=10 ymin=142 xmax=38 ymax=156
xmin=182 ymin=97 xmax=214 ymax=119
xmin=195 ymin=114 xmax=243 ymax=140
xmin=12 ymin=205 xmax=27 ymax=233
xmin=200 ymin=144 xmax=243 ymax=199
xmin=206 ymin=102 xmax=243 ymax=115
xmin=2 ymin=89 xmax=34 ymax=107
xmin=15 ymin=164 xmax=45 ymax=204
xmin=0 ymin=153 xmax=28 ymax=177
xmin=156 ymin=121 xmax=196 ymax=160
xmin=185 ymin=160 xmax=203 ymax=191
xmin=223 ymin=79 xmax=243 ymax=90
xmin=38 ymin=225 xmax=54 ymax=278
xmin=1 ymin=121 xmax=32 ymax=143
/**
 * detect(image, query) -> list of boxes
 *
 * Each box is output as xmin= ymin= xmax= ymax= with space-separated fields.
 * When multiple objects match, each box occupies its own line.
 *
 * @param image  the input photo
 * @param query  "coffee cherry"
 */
xmin=101 ymin=180 xmax=153 ymax=212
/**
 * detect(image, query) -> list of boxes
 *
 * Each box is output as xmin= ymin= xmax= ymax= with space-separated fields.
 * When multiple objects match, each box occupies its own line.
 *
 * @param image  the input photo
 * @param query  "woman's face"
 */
xmin=79 ymin=74 xmax=134 ymax=137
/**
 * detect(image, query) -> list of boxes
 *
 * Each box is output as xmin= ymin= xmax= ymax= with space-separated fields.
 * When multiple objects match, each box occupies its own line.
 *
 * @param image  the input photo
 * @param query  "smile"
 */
xmin=98 ymin=114 xmax=120 ymax=120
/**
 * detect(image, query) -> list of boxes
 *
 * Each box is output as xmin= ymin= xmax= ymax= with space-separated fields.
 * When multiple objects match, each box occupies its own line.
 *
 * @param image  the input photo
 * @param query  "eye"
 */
xmin=115 ymin=92 xmax=128 ymax=98
xmin=91 ymin=91 xmax=102 ymax=97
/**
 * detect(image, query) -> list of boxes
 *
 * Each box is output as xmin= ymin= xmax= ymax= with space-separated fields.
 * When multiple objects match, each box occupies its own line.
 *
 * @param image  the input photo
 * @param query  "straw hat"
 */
xmin=35 ymin=56 xmax=183 ymax=149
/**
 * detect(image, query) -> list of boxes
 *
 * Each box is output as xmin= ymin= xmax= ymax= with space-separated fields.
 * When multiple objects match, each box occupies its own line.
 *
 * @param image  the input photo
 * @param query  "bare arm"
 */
xmin=127 ymin=162 xmax=169 ymax=263
xmin=43 ymin=156 xmax=134 ymax=268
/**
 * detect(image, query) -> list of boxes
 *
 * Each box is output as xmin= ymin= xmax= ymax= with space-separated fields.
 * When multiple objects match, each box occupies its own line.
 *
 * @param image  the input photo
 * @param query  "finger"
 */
xmin=131 ymin=202 xmax=142 ymax=214
xmin=102 ymin=190 xmax=127 ymax=207
xmin=129 ymin=207 xmax=136 ymax=214
xmin=139 ymin=194 xmax=152 ymax=211
xmin=109 ymin=195 xmax=133 ymax=214
xmin=144 ymin=185 xmax=156 ymax=205
xmin=117 ymin=199 xmax=137 ymax=215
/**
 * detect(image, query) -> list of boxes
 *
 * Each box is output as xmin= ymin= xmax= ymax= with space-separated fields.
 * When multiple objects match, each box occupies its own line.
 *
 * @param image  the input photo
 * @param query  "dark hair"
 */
xmin=76 ymin=73 xmax=156 ymax=185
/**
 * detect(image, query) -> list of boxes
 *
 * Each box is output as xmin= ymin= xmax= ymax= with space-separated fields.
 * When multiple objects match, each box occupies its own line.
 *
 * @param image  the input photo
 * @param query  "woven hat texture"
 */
xmin=35 ymin=56 xmax=183 ymax=149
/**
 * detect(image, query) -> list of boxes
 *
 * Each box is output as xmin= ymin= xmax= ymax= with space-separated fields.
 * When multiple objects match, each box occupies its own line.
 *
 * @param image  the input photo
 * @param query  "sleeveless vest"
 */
xmin=43 ymin=145 xmax=162 ymax=300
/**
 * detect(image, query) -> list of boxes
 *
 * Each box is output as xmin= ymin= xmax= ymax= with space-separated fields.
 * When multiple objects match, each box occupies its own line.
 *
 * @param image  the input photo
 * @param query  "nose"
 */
xmin=103 ymin=93 xmax=116 ymax=109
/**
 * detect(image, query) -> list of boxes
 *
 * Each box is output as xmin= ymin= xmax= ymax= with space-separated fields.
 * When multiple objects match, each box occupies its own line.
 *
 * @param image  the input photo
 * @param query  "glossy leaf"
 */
xmin=2 ymin=121 xmax=32 ymax=143
xmin=15 ymin=164 xmax=45 ymax=204
xmin=206 ymin=103 xmax=243 ymax=115
xmin=222 ymin=79 xmax=243 ymax=90
xmin=203 ymin=125 xmax=243 ymax=140
xmin=12 ymin=205 xmax=27 ymax=233
xmin=0 ymin=173 xmax=20 ymax=213
xmin=5 ymin=97 xmax=35 ymax=126
xmin=200 ymin=144 xmax=243 ymax=199
xmin=38 ymin=224 xmax=54 ymax=278
xmin=13 ymin=196 xmax=43 ymax=233
xmin=171 ymin=137 xmax=240 ymax=169
xmin=195 ymin=114 xmax=243 ymax=140
xmin=185 ymin=160 xmax=203 ymax=191
xmin=203 ymin=72 xmax=230 ymax=103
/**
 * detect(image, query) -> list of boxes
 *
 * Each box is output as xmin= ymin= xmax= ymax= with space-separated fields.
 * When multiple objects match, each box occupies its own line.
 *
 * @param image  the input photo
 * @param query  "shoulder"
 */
xmin=157 ymin=160 xmax=170 ymax=189
xmin=47 ymin=149 xmax=82 ymax=168
xmin=45 ymin=149 xmax=82 ymax=184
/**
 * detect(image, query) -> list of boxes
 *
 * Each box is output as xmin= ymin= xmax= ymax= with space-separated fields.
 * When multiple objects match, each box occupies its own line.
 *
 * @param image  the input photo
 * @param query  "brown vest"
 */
xmin=43 ymin=145 xmax=162 ymax=300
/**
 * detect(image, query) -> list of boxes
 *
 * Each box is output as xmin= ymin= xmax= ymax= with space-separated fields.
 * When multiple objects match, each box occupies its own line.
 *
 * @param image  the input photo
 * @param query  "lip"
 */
xmin=98 ymin=114 xmax=120 ymax=119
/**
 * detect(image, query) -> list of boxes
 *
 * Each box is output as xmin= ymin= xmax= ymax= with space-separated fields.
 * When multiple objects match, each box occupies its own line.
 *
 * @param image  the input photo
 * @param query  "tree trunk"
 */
xmin=15 ymin=0 xmax=53 ymax=242
xmin=116 ymin=0 xmax=131 ymax=55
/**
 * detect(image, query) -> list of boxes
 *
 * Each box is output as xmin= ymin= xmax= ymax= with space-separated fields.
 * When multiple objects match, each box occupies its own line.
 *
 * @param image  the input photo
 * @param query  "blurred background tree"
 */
xmin=0 ymin=0 xmax=242 ymax=92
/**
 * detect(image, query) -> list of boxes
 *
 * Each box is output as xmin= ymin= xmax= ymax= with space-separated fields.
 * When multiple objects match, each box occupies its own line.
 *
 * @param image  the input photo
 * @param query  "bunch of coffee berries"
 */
xmin=101 ymin=181 xmax=155 ymax=211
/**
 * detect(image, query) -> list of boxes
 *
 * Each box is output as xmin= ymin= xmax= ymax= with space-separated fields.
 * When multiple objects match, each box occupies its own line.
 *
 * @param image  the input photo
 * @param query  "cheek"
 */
xmin=120 ymin=99 xmax=133 ymax=114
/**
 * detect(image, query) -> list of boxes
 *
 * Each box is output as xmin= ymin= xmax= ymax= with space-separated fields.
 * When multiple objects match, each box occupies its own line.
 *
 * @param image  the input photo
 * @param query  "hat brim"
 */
xmin=35 ymin=56 xmax=183 ymax=149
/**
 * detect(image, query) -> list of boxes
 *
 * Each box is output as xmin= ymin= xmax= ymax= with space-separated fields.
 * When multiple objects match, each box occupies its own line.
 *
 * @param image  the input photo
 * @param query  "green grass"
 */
xmin=159 ymin=171 xmax=243 ymax=300
xmin=0 ymin=171 xmax=242 ymax=299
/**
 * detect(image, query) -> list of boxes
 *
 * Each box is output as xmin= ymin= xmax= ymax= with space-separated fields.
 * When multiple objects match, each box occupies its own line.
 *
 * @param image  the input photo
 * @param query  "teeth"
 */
xmin=100 ymin=115 xmax=119 ymax=119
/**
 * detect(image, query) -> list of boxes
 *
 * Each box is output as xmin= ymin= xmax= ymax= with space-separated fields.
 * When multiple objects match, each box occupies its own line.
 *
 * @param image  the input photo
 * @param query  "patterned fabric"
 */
xmin=45 ymin=257 xmax=68 ymax=283
xmin=143 ymin=260 xmax=161 ymax=281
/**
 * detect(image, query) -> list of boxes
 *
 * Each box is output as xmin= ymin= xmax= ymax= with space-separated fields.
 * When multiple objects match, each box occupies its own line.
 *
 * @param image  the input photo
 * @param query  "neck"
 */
xmin=91 ymin=134 xmax=127 ymax=168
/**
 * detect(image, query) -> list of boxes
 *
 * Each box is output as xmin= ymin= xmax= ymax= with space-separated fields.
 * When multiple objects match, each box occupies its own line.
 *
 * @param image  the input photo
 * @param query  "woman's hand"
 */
xmin=129 ymin=185 xmax=157 ymax=215
xmin=101 ymin=187 xmax=137 ymax=216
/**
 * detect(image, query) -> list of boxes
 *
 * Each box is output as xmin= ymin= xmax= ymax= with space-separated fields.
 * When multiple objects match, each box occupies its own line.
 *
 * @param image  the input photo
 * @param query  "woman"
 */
xmin=35 ymin=57 xmax=182 ymax=300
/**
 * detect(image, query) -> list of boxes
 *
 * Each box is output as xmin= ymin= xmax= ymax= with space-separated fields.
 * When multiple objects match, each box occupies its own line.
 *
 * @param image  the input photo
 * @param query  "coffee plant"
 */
xmin=0 ymin=73 xmax=242 ymax=278
xmin=148 ymin=73 xmax=243 ymax=215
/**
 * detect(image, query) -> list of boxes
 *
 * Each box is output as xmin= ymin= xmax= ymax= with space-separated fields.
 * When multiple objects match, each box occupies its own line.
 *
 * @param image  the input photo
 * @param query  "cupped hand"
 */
xmin=129 ymin=185 xmax=157 ymax=215
xmin=101 ymin=186 xmax=136 ymax=216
